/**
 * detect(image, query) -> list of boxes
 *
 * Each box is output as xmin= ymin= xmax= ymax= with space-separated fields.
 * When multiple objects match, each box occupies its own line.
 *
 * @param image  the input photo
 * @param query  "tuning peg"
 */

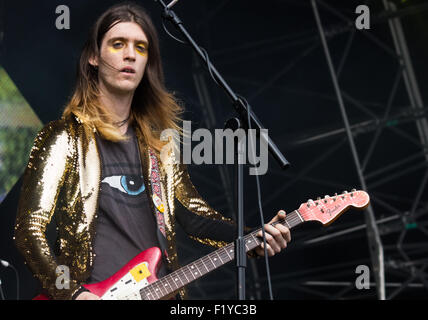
xmin=324 ymin=195 xmax=330 ymax=203
xmin=343 ymin=190 xmax=348 ymax=194
xmin=307 ymin=199 xmax=316 ymax=207
xmin=351 ymin=188 xmax=356 ymax=192
xmin=317 ymin=197 xmax=321 ymax=200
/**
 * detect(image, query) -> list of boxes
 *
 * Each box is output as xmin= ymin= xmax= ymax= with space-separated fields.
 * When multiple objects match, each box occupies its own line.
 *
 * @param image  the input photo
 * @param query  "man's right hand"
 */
xmin=75 ymin=291 xmax=101 ymax=300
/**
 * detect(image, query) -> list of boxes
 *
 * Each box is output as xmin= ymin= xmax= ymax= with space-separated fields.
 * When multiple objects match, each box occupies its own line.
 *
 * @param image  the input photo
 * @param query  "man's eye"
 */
xmin=113 ymin=42 xmax=124 ymax=48
xmin=137 ymin=46 xmax=147 ymax=52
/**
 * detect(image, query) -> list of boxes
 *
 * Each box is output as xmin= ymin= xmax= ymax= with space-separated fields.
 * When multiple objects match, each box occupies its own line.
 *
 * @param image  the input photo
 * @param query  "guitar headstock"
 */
xmin=298 ymin=190 xmax=370 ymax=226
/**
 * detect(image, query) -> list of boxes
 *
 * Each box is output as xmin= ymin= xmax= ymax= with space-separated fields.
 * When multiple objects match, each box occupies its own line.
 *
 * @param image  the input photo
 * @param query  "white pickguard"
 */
xmin=101 ymin=262 xmax=150 ymax=300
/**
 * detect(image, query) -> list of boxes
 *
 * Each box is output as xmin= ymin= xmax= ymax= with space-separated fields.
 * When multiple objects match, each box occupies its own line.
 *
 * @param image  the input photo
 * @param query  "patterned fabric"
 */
xmin=149 ymin=148 xmax=166 ymax=237
xmin=14 ymin=112 xmax=236 ymax=300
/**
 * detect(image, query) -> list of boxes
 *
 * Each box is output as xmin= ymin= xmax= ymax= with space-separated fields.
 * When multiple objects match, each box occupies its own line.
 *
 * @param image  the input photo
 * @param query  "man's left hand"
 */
xmin=254 ymin=210 xmax=291 ymax=257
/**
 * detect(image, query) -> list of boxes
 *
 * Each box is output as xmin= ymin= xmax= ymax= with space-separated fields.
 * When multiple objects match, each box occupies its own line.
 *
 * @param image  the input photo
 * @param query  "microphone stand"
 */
xmin=1 ymin=260 xmax=19 ymax=300
xmin=155 ymin=0 xmax=290 ymax=299
xmin=0 ymin=277 xmax=5 ymax=300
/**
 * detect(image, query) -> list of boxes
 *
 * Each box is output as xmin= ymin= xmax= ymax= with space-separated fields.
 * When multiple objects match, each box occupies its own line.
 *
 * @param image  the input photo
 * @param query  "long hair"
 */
xmin=62 ymin=2 xmax=183 ymax=152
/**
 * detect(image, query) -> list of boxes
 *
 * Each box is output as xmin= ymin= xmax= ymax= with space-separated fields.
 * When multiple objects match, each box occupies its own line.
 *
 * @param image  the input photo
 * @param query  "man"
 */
xmin=14 ymin=2 xmax=290 ymax=300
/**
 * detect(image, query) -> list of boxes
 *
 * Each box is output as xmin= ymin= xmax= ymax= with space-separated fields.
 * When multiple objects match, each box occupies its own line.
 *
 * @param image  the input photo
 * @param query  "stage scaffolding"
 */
xmin=185 ymin=0 xmax=428 ymax=299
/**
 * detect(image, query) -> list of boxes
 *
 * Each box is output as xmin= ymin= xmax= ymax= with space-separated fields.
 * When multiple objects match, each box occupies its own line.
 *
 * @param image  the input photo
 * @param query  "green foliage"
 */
xmin=0 ymin=127 xmax=39 ymax=195
xmin=0 ymin=66 xmax=43 ymax=199
xmin=0 ymin=67 xmax=25 ymax=105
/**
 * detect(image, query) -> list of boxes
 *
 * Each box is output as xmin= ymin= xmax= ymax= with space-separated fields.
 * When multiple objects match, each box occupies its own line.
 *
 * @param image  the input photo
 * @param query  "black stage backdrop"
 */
xmin=1 ymin=0 xmax=428 ymax=300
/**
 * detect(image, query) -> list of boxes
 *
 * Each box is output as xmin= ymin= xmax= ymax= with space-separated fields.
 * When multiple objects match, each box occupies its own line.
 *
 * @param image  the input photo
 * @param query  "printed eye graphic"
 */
xmin=101 ymin=175 xmax=145 ymax=196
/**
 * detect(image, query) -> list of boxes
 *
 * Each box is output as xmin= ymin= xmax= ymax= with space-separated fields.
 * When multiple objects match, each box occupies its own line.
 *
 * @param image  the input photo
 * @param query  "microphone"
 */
xmin=0 ymin=259 xmax=9 ymax=268
xmin=99 ymin=57 xmax=122 ymax=73
xmin=166 ymin=0 xmax=179 ymax=9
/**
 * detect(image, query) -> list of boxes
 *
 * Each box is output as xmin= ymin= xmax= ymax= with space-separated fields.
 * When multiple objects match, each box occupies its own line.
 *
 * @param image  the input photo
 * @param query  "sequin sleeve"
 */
xmin=174 ymin=162 xmax=238 ymax=248
xmin=14 ymin=120 xmax=81 ymax=300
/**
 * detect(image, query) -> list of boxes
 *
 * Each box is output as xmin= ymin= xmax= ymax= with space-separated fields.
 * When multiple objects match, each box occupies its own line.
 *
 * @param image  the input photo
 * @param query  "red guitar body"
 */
xmin=33 ymin=247 xmax=162 ymax=300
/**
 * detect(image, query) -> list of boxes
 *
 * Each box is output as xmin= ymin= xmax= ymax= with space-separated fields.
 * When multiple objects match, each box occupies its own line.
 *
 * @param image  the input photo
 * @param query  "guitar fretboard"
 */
xmin=139 ymin=210 xmax=304 ymax=300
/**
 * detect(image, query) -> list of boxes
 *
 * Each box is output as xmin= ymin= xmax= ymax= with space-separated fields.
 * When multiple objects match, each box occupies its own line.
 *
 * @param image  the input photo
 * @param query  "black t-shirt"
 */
xmin=88 ymin=124 xmax=168 ymax=284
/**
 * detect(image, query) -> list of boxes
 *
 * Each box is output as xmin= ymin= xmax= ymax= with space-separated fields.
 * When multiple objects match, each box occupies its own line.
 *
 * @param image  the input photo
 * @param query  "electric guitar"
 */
xmin=34 ymin=189 xmax=370 ymax=300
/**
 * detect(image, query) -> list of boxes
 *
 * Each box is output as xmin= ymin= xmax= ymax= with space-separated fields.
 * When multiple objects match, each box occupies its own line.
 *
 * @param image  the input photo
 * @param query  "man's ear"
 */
xmin=88 ymin=55 xmax=98 ymax=68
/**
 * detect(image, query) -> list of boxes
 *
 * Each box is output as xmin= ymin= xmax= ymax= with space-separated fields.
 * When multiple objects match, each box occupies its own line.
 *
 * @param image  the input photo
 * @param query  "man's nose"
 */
xmin=124 ymin=44 xmax=136 ymax=61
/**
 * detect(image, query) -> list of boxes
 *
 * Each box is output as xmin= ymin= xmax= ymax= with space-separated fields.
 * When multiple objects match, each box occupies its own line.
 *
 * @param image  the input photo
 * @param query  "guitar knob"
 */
xmin=351 ymin=188 xmax=356 ymax=192
xmin=317 ymin=197 xmax=321 ymax=200
xmin=343 ymin=190 xmax=348 ymax=194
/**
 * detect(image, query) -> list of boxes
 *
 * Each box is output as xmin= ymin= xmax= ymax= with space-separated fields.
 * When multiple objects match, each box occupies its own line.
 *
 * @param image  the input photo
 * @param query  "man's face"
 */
xmin=91 ymin=21 xmax=149 ymax=94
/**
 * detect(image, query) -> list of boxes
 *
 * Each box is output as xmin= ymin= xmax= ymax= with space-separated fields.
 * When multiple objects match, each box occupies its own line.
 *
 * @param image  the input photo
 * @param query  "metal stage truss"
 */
xmin=179 ymin=0 xmax=428 ymax=300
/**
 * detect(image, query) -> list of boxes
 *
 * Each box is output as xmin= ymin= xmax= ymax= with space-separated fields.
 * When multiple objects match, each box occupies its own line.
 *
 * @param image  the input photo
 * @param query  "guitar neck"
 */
xmin=139 ymin=210 xmax=304 ymax=300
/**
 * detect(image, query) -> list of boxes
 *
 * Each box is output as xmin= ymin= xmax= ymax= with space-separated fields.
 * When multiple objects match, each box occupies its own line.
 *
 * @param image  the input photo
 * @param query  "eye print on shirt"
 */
xmin=101 ymin=175 xmax=145 ymax=196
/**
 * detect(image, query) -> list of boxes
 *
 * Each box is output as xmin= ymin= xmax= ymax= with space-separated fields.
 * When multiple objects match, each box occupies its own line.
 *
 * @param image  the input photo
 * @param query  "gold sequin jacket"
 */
xmin=14 ymin=113 xmax=237 ymax=300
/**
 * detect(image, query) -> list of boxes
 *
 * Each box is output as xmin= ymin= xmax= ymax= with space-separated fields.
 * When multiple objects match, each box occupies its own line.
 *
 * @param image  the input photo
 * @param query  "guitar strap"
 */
xmin=148 ymin=148 xmax=169 ymax=258
xmin=148 ymin=147 xmax=177 ymax=281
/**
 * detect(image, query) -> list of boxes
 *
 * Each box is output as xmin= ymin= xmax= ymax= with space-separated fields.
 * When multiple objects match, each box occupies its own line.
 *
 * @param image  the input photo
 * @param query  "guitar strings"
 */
xmin=139 ymin=196 xmax=358 ymax=299
xmin=140 ymin=211 xmax=305 ymax=300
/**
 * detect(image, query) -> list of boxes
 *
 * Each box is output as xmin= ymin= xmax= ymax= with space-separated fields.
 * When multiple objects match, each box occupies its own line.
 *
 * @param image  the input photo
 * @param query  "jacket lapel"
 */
xmin=77 ymin=120 xmax=101 ymax=233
